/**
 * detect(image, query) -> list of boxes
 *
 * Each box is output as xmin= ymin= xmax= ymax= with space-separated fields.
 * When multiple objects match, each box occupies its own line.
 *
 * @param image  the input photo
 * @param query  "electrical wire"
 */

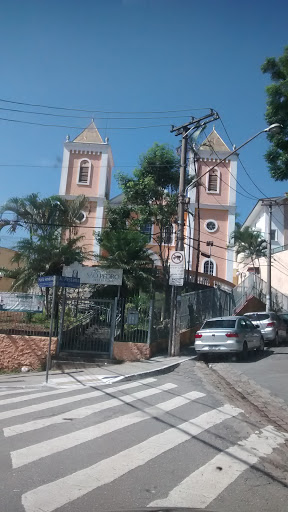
xmin=0 ymin=106 xmax=212 ymax=121
xmin=0 ymin=97 xmax=213 ymax=114
xmin=201 ymin=127 xmax=260 ymax=201
xmin=0 ymin=116 xmax=171 ymax=130
xmin=219 ymin=118 xmax=270 ymax=199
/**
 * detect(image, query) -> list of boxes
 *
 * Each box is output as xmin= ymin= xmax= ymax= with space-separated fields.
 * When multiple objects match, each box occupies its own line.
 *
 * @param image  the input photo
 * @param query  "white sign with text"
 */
xmin=63 ymin=262 xmax=123 ymax=286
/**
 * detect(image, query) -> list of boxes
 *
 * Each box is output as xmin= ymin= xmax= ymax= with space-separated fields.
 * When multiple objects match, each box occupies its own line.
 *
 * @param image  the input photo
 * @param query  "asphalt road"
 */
xmin=0 ymin=360 xmax=287 ymax=512
xmin=211 ymin=345 xmax=288 ymax=405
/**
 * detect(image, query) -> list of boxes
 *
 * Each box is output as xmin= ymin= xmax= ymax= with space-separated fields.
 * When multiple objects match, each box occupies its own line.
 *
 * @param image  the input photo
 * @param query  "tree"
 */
xmin=262 ymin=46 xmax=288 ymax=180
xmin=230 ymin=224 xmax=267 ymax=272
xmin=96 ymin=227 xmax=155 ymax=296
xmin=117 ymin=143 xmax=180 ymax=285
xmin=0 ymin=194 xmax=90 ymax=311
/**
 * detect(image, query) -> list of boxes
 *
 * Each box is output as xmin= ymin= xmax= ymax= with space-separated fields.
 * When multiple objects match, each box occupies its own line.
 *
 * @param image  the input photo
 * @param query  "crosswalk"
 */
xmin=0 ymin=376 xmax=287 ymax=512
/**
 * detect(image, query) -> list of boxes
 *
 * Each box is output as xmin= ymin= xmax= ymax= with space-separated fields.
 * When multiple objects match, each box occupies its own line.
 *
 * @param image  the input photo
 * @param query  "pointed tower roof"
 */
xmin=200 ymin=127 xmax=230 ymax=152
xmin=73 ymin=120 xmax=103 ymax=144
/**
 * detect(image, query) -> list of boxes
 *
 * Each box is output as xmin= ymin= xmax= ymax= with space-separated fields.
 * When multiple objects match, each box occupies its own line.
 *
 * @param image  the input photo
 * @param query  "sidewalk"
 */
xmin=0 ymin=352 xmax=195 ymax=389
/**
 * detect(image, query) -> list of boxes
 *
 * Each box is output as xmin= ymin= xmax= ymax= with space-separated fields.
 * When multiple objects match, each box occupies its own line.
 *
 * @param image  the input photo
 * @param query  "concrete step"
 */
xmin=51 ymin=351 xmax=122 ymax=370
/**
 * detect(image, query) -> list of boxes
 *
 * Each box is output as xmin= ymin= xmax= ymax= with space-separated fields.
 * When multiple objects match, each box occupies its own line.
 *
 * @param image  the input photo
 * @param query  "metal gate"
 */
xmin=58 ymin=297 xmax=117 ymax=356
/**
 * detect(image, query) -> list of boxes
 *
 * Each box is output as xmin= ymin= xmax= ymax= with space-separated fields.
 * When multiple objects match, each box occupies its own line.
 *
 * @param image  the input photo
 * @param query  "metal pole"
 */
xmin=57 ymin=288 xmax=66 ymax=356
xmin=266 ymin=203 xmax=272 ymax=312
xmin=176 ymin=128 xmax=188 ymax=252
xmin=46 ymin=276 xmax=57 ymax=384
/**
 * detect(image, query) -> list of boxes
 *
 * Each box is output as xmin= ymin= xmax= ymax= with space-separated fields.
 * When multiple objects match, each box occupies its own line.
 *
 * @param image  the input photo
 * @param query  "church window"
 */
xmin=207 ymin=169 xmax=220 ymax=193
xmin=78 ymin=159 xmax=91 ymax=185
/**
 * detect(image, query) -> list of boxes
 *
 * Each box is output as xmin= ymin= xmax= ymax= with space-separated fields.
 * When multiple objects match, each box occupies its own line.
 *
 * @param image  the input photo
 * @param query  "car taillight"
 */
xmin=225 ymin=332 xmax=239 ymax=338
xmin=195 ymin=333 xmax=202 ymax=339
xmin=266 ymin=322 xmax=276 ymax=327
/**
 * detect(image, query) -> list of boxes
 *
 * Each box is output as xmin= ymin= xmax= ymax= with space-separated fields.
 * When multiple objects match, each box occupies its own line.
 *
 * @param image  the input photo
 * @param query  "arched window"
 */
xmin=78 ymin=159 xmax=91 ymax=185
xmin=163 ymin=224 xmax=173 ymax=245
xmin=203 ymin=259 xmax=215 ymax=276
xmin=206 ymin=168 xmax=220 ymax=193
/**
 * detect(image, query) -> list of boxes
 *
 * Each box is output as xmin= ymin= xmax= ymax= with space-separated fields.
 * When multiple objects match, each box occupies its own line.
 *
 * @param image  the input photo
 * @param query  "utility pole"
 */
xmin=261 ymin=199 xmax=279 ymax=312
xmin=169 ymin=110 xmax=219 ymax=356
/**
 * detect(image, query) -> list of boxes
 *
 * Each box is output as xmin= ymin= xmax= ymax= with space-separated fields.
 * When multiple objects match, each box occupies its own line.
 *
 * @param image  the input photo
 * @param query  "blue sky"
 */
xmin=0 ymin=0 xmax=287 ymax=247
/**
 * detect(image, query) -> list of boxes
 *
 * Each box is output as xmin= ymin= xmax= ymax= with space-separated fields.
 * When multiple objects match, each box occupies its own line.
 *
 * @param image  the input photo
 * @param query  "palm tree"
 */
xmin=230 ymin=224 xmax=267 ymax=274
xmin=0 ymin=194 xmax=91 ymax=311
xmin=96 ymin=228 xmax=155 ymax=296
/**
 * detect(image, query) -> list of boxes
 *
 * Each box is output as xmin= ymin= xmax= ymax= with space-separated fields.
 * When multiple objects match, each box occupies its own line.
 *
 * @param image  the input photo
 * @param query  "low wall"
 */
xmin=113 ymin=327 xmax=195 ymax=361
xmin=0 ymin=334 xmax=58 ymax=371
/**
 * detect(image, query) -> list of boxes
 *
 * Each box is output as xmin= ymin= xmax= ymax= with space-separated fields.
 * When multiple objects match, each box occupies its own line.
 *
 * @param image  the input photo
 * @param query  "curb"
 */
xmin=209 ymin=362 xmax=288 ymax=432
xmin=111 ymin=357 xmax=194 ymax=383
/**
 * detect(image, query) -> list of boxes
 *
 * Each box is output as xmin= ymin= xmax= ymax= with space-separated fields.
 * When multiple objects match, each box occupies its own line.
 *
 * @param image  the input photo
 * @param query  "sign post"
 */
xmin=169 ymin=251 xmax=185 ymax=286
xmin=45 ymin=276 xmax=57 ymax=384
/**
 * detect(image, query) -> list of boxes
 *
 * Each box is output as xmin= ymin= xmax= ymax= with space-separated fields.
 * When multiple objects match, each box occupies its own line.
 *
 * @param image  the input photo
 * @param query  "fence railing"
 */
xmin=179 ymin=288 xmax=234 ymax=331
xmin=233 ymin=273 xmax=288 ymax=313
xmin=0 ymin=310 xmax=50 ymax=336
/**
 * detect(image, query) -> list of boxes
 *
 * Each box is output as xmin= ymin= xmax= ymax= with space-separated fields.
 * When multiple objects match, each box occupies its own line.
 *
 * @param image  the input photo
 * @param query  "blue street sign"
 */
xmin=38 ymin=276 xmax=55 ymax=288
xmin=57 ymin=276 xmax=80 ymax=288
xmin=38 ymin=276 xmax=80 ymax=288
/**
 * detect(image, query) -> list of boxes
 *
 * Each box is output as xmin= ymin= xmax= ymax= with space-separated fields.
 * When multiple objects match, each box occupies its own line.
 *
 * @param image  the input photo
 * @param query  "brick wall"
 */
xmin=0 ymin=334 xmax=57 ymax=371
xmin=113 ymin=328 xmax=195 ymax=361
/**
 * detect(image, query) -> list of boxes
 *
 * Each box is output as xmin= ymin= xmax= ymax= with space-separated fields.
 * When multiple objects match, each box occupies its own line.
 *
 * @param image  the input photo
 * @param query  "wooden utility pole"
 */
xmin=261 ymin=199 xmax=279 ymax=312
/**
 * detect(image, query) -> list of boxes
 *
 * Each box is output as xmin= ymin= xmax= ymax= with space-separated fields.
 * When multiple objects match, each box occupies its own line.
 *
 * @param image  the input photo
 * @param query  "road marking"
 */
xmin=48 ymin=374 xmax=128 ymax=384
xmin=4 ymin=383 xmax=177 ymax=436
xmin=0 ymin=378 xmax=156 ymax=421
xmin=0 ymin=388 xmax=41 ymax=397
xmin=11 ymin=391 xmax=205 ymax=468
xmin=149 ymin=425 xmax=288 ymax=509
xmin=21 ymin=404 xmax=241 ymax=512
xmin=0 ymin=387 xmax=86 ymax=406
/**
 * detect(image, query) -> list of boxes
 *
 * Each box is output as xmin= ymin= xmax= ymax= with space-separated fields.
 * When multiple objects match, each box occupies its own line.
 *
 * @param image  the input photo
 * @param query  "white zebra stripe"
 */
xmin=0 ymin=388 xmax=41 ymax=397
xmin=149 ymin=425 xmax=288 ymax=509
xmin=21 ymin=404 xmax=241 ymax=512
xmin=0 ymin=378 xmax=157 ymax=422
xmin=4 ymin=383 xmax=177 ymax=437
xmin=11 ymin=391 xmax=205 ymax=468
xmin=0 ymin=386 xmax=85 ymax=406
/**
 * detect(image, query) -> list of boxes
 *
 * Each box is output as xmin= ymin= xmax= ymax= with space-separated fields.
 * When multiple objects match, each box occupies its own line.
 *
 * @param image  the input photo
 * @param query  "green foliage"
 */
xmin=116 ymin=143 xmax=180 ymax=279
xmin=96 ymin=228 xmax=155 ymax=294
xmin=262 ymin=46 xmax=288 ymax=180
xmin=0 ymin=194 xmax=90 ymax=291
xmin=230 ymin=225 xmax=267 ymax=265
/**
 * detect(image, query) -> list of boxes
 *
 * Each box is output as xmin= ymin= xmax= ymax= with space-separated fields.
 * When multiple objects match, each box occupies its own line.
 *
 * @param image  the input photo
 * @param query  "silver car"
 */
xmin=195 ymin=315 xmax=264 ymax=360
xmin=244 ymin=312 xmax=286 ymax=346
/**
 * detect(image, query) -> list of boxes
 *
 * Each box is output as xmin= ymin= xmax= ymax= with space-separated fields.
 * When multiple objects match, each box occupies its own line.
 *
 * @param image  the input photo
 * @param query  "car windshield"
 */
xmin=201 ymin=319 xmax=236 ymax=329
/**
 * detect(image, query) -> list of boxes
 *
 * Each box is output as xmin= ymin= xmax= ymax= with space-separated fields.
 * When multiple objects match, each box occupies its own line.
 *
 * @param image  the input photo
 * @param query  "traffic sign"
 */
xmin=169 ymin=251 xmax=185 ymax=285
xmin=38 ymin=276 xmax=80 ymax=288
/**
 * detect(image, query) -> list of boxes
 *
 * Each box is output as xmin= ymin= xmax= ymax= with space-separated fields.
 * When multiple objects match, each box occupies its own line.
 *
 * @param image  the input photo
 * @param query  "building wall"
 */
xmin=0 ymin=247 xmax=18 ymax=292
xmin=65 ymin=152 xmax=102 ymax=197
xmin=236 ymin=250 xmax=288 ymax=297
xmin=198 ymin=160 xmax=231 ymax=205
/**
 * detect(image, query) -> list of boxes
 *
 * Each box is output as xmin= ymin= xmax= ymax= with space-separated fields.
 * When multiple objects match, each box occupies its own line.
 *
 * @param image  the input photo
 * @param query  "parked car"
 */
xmin=244 ymin=311 xmax=287 ymax=346
xmin=194 ymin=316 xmax=264 ymax=360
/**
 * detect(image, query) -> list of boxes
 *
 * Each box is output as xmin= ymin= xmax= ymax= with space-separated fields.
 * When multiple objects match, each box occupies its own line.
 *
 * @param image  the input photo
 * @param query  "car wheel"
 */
xmin=256 ymin=337 xmax=265 ymax=353
xmin=241 ymin=341 xmax=248 ymax=360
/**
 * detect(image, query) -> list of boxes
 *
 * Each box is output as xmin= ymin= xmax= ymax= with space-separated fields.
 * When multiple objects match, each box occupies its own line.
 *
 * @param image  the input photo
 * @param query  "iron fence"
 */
xmin=0 ymin=310 xmax=50 ymax=336
xmin=180 ymin=288 xmax=233 ymax=331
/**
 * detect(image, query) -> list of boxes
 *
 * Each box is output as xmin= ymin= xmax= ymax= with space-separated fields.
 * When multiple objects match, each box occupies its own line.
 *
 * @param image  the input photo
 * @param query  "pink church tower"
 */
xmin=59 ymin=121 xmax=114 ymax=262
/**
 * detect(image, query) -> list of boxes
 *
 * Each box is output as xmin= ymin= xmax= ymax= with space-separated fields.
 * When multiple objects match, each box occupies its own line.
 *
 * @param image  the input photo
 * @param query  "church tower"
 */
xmin=59 ymin=121 xmax=114 ymax=262
xmin=186 ymin=128 xmax=237 ymax=283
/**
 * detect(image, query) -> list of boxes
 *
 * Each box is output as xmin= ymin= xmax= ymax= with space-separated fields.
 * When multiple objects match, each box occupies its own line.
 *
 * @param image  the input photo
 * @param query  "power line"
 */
xmin=0 ymin=97 xmax=213 ymax=114
xmin=219 ymin=118 xmax=270 ymax=199
xmin=202 ymin=127 xmax=260 ymax=201
xmin=0 ymin=106 xmax=214 ymax=121
xmin=0 ymin=116 xmax=171 ymax=130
